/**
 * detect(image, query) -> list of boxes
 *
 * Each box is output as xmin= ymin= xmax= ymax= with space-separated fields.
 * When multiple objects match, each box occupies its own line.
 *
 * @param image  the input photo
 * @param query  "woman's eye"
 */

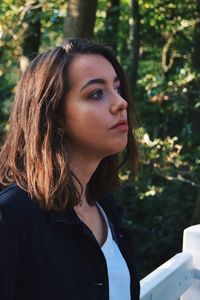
xmin=89 ymin=89 xmax=105 ymax=99
xmin=115 ymin=86 xmax=121 ymax=95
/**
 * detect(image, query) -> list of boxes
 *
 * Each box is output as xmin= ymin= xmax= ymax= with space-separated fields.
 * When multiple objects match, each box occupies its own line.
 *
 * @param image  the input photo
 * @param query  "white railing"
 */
xmin=140 ymin=225 xmax=200 ymax=300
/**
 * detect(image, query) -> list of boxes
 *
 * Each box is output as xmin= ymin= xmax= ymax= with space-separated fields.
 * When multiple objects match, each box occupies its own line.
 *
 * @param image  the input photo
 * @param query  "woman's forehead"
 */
xmin=67 ymin=54 xmax=118 ymax=87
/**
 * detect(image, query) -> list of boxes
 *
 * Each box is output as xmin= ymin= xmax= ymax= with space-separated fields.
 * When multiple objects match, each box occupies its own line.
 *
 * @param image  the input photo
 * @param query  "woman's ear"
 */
xmin=54 ymin=113 xmax=65 ymax=137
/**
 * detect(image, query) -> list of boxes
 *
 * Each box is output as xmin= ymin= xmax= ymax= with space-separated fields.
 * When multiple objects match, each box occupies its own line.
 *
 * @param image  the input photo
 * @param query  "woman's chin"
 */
xmin=104 ymin=142 xmax=128 ymax=157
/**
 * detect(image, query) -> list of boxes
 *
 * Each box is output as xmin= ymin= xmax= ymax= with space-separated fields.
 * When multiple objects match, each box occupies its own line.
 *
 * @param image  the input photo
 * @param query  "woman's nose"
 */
xmin=110 ymin=93 xmax=128 ymax=115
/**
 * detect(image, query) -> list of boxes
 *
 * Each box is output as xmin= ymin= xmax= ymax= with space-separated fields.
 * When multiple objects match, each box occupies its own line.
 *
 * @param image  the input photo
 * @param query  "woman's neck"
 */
xmin=70 ymin=154 xmax=101 ymax=207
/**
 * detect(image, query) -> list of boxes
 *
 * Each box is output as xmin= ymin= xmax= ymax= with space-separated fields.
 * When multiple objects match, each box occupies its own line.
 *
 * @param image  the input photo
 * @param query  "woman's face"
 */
xmin=64 ymin=54 xmax=128 ymax=161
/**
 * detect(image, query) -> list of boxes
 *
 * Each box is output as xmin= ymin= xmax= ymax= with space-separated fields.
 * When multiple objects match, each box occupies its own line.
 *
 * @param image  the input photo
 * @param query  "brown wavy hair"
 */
xmin=0 ymin=38 xmax=138 ymax=211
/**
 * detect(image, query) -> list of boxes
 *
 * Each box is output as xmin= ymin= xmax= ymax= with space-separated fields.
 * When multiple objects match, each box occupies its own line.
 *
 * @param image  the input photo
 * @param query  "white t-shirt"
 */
xmin=97 ymin=203 xmax=131 ymax=300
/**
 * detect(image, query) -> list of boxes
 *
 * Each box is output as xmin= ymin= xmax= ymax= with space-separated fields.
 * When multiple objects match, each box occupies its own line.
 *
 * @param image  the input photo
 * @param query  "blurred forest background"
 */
xmin=0 ymin=0 xmax=200 ymax=279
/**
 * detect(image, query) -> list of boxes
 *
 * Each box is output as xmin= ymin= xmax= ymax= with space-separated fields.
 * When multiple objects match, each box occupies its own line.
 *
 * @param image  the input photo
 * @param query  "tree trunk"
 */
xmin=192 ymin=0 xmax=200 ymax=72
xmin=162 ymin=35 xmax=176 ymax=78
xmin=129 ymin=0 xmax=140 ymax=89
xmin=104 ymin=0 xmax=120 ymax=51
xmin=19 ymin=3 xmax=41 ymax=72
xmin=64 ymin=0 xmax=98 ymax=39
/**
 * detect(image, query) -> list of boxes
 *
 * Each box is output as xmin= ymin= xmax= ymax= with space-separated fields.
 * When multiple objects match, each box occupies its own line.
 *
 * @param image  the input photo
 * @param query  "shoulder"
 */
xmin=0 ymin=184 xmax=30 ymax=204
xmin=0 ymin=184 xmax=40 ymax=224
xmin=0 ymin=184 xmax=35 ymax=210
xmin=0 ymin=185 xmax=37 ymax=297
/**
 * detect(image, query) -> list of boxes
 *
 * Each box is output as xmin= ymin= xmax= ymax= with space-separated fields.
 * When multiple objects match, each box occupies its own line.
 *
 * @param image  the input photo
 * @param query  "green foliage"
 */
xmin=0 ymin=0 xmax=67 ymax=132
xmin=115 ymin=177 xmax=196 ymax=278
xmin=116 ymin=125 xmax=199 ymax=278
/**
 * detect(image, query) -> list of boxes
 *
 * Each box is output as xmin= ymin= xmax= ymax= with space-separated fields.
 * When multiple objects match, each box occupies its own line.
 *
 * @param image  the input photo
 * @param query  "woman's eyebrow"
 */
xmin=80 ymin=76 xmax=119 ymax=91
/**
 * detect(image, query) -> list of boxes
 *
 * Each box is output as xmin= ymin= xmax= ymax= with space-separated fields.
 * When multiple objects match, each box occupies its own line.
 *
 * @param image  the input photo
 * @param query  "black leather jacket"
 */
xmin=0 ymin=184 xmax=140 ymax=300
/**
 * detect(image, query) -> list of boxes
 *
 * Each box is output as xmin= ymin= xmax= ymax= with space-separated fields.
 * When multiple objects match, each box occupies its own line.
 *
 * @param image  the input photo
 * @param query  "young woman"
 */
xmin=0 ymin=38 xmax=140 ymax=300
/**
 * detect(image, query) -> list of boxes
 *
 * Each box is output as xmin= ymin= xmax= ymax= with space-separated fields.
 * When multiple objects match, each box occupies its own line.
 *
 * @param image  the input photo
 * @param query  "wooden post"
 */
xmin=140 ymin=253 xmax=193 ymax=300
xmin=181 ymin=225 xmax=200 ymax=300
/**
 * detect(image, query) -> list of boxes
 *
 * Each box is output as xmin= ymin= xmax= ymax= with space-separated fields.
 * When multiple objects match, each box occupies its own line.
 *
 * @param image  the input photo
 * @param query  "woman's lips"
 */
xmin=111 ymin=121 xmax=129 ymax=130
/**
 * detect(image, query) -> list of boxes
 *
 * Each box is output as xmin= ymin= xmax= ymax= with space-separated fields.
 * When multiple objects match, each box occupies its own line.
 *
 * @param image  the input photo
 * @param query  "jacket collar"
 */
xmin=49 ymin=208 xmax=82 ymax=224
xmin=48 ymin=199 xmax=119 ymax=245
xmin=48 ymin=195 xmax=115 ymax=225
